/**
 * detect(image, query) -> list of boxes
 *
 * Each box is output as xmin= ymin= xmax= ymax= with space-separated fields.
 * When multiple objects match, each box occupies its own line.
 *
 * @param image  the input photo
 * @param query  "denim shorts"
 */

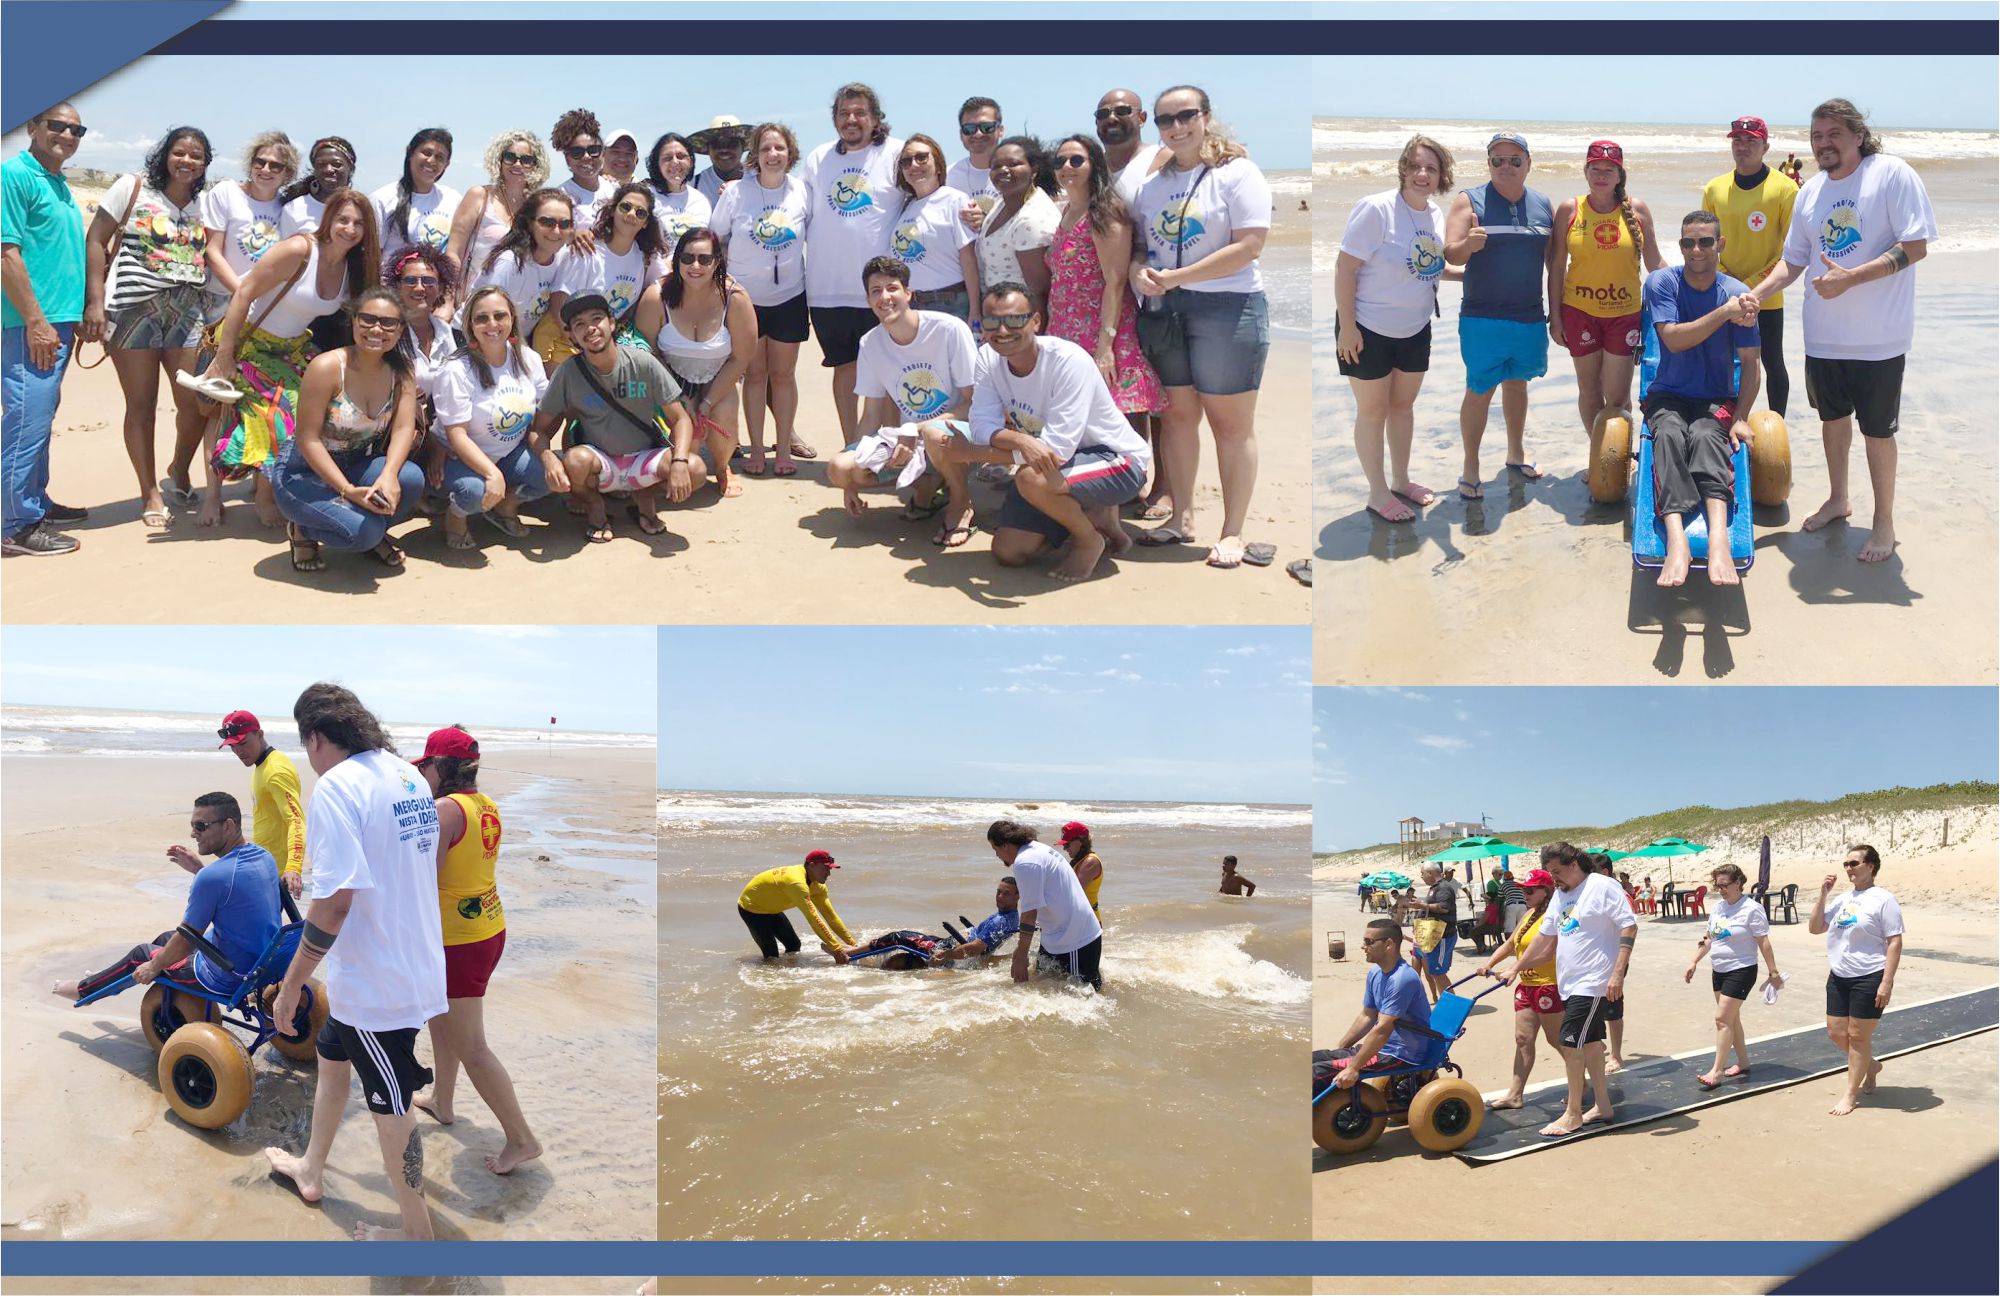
xmin=1145 ymin=288 xmax=1269 ymax=396
xmin=107 ymin=286 xmax=207 ymax=352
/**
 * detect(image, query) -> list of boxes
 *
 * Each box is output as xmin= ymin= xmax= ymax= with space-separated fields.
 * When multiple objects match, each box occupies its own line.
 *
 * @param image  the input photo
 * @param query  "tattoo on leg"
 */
xmin=402 ymin=1129 xmax=423 ymax=1190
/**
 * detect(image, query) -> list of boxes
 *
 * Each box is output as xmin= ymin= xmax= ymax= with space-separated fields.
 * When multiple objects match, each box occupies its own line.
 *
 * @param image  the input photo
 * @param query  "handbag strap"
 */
xmin=247 ymin=255 xmax=308 ymax=337
xmin=1172 ymin=165 xmax=1210 ymax=270
xmin=101 ymin=174 xmax=141 ymax=274
xmin=572 ymin=350 xmax=665 ymax=445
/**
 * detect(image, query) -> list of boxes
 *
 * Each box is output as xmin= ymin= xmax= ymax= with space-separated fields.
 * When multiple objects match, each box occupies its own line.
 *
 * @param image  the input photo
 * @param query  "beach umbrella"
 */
xmin=1361 ymin=870 xmax=1414 ymax=890
xmin=1758 ymin=835 xmax=1772 ymax=895
xmin=1628 ymin=836 xmax=1710 ymax=889
xmin=1425 ymin=836 xmax=1532 ymax=863
xmin=1586 ymin=847 xmax=1633 ymax=862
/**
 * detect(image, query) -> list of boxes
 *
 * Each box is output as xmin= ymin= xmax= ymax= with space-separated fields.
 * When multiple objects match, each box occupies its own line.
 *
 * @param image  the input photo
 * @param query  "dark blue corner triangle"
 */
xmin=1 ymin=1 xmax=230 ymax=132
xmin=1771 ymin=1157 xmax=1998 ymax=1295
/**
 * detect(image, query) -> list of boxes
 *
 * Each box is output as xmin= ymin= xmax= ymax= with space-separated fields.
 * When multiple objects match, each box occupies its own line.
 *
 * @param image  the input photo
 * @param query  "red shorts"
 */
xmin=1515 ymin=981 xmax=1563 ymax=1015
xmin=1561 ymin=304 xmax=1642 ymax=359
xmin=444 ymin=930 xmax=506 ymax=999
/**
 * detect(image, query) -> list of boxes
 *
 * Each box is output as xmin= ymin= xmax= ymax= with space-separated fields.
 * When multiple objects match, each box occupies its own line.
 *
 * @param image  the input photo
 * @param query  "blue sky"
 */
xmin=21 ymin=52 xmax=1308 ymax=187
xmin=1 ymin=626 xmax=656 ymax=735
xmin=659 ymin=627 xmax=1310 ymax=802
xmin=1315 ymin=687 xmax=1999 ymax=851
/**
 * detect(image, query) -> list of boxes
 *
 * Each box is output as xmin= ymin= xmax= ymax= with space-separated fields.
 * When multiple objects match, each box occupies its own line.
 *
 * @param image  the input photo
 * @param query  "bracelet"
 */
xmin=1018 ymin=923 xmax=1038 ymax=933
xmin=671 ymin=456 xmax=689 ymax=464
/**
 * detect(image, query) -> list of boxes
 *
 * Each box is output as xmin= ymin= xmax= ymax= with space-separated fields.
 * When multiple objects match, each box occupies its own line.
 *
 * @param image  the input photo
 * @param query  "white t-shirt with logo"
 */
xmin=945 ymin=157 xmax=998 ymax=212
xmin=1705 ymin=893 xmax=1771 ymax=973
xmin=650 ymin=185 xmax=714 ymax=253
xmin=710 ymin=174 xmax=809 ymax=307
xmin=1825 ymin=886 xmax=1905 ymax=977
xmin=692 ymin=167 xmax=740 ymax=207
xmin=855 ymin=311 xmax=978 ymax=424
xmin=1114 ymin=149 xmax=1162 ymax=208
xmin=1782 ymin=154 xmax=1936 ymax=360
xmin=278 ymin=192 xmax=326 ymax=237
xmin=559 ymin=175 xmax=618 ymax=226
xmin=199 ymin=181 xmax=284 ymax=298
xmin=1133 ymin=158 xmax=1273 ymax=296
xmin=434 ymin=348 xmax=550 ymax=459
xmin=891 ymin=187 xmax=976 ymax=292
xmin=1549 ymin=871 xmax=1637 ymax=998
xmin=466 ymin=246 xmax=575 ymax=339
xmin=305 ymin=748 xmax=447 ymax=1032
xmin=1011 ymin=840 xmax=1103 ymax=958
xmin=969 ymin=334 xmax=1152 ymax=469
xmin=803 ymin=136 xmax=906 ymax=309
xmin=560 ymin=240 xmax=661 ymax=321
xmin=370 ymin=180 xmax=462 ymax=264
xmin=1339 ymin=189 xmax=1445 ymax=339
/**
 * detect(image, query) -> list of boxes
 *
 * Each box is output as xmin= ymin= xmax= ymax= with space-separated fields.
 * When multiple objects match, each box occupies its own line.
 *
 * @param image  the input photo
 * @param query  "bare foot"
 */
xmin=355 ymin=1222 xmax=407 ymax=1241
xmin=1657 ymin=545 xmax=1691 ymax=587
xmin=1097 ymin=522 xmax=1133 ymax=557
xmin=1696 ymin=1071 xmax=1722 ymax=1088
xmin=1862 ymin=1060 xmax=1882 ymax=1093
xmin=413 ymin=1095 xmax=454 ymax=1125
xmin=718 ymin=471 xmax=742 ymax=499
xmin=1539 ymin=1117 xmax=1583 ymax=1137
xmin=1052 ymin=529 xmax=1108 ymax=583
xmin=1488 ymin=1095 xmax=1524 ymax=1111
xmin=1580 ymin=1106 xmax=1614 ymax=1126
xmin=1859 ymin=522 xmax=1896 ymax=563
xmin=197 ymin=498 xmax=223 ymax=529
xmin=264 ymin=1147 xmax=323 ymax=1202
xmin=52 ymin=979 xmax=80 ymax=1000
xmin=1801 ymin=496 xmax=1851 ymax=533
xmin=1724 ymin=1064 xmax=1751 ymax=1079
xmin=841 ymin=488 xmax=866 ymax=518
xmin=1707 ymin=549 xmax=1741 ymax=585
xmin=1605 ymin=1057 xmax=1626 ymax=1075
xmin=1830 ymin=1093 xmax=1859 ymax=1116
xmin=485 ymin=1137 xmax=544 ymax=1175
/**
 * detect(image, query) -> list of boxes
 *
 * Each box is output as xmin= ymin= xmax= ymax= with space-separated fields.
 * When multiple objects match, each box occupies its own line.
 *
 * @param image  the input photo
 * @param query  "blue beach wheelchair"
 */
xmin=71 ymin=889 xmax=329 ymax=1130
xmin=1585 ymin=307 xmax=1791 ymax=577
xmin=1311 ymin=972 xmax=1503 ymax=1155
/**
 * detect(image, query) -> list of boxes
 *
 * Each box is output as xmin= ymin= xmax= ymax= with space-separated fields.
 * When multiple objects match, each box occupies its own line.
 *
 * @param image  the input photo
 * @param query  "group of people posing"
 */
xmin=50 ymin=690 xmax=539 ymax=1241
xmin=1334 ymin=96 xmax=1934 ymax=578
xmin=2 ymin=80 xmax=1279 ymax=577
xmin=1326 ymin=840 xmax=1905 ymax=1136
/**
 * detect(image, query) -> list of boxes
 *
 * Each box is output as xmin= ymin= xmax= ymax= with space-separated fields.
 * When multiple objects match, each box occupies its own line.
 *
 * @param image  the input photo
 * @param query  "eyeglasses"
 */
xmin=1094 ymin=105 xmax=1137 ymax=121
xmin=1678 ymin=236 xmax=1718 ymax=250
xmin=500 ymin=150 xmax=537 ymax=167
xmin=1055 ymin=155 xmax=1090 ymax=170
xmin=979 ymin=313 xmax=1033 ymax=332
xmin=534 ymin=215 xmax=576 ymax=230
xmin=959 ymin=121 xmax=1003 ymax=137
xmin=677 ymin=252 xmax=717 ymax=267
xmin=900 ymin=154 xmax=936 ymax=169
xmin=1156 ymin=108 xmax=1205 ymax=129
xmin=1488 ymin=155 xmax=1526 ymax=169
xmin=615 ymin=200 xmax=651 ymax=216
xmin=38 ymin=119 xmax=87 ymax=139
xmin=566 ymin=144 xmax=604 ymax=159
xmin=250 ymin=157 xmax=288 ymax=173
xmin=353 ymin=311 xmax=403 ymax=331
xmin=190 ymin=819 xmax=222 ymax=833
xmin=398 ymin=273 xmax=439 ymax=287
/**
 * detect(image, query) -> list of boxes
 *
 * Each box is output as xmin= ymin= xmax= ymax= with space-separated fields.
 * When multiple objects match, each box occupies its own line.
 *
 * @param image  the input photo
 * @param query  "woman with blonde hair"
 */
xmin=446 ymin=130 xmax=550 ymax=314
xmin=1548 ymin=140 xmax=1662 ymax=440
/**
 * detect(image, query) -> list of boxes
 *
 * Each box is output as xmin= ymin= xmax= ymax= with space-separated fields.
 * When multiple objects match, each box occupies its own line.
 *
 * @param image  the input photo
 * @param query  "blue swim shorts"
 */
xmin=1459 ymin=316 xmax=1549 ymax=395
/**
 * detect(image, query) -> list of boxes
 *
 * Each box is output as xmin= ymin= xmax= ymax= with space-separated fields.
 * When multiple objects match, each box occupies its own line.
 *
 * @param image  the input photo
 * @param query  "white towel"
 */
xmin=851 ymin=426 xmax=931 ymax=490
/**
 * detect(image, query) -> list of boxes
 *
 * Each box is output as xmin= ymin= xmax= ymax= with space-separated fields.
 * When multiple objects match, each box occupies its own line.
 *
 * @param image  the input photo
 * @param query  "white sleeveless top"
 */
xmin=254 ymin=242 xmax=347 ymax=340
xmin=657 ymin=312 xmax=731 ymax=386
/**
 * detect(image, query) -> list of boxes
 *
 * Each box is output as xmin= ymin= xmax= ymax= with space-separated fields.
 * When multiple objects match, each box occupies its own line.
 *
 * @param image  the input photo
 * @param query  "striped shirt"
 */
xmin=1499 ymin=876 xmax=1526 ymax=909
xmin=100 ymin=174 xmax=209 ymax=315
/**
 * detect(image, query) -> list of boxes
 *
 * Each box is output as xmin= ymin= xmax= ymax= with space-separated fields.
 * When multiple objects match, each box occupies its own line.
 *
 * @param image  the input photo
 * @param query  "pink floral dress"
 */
xmin=1045 ymin=210 xmax=1166 ymax=415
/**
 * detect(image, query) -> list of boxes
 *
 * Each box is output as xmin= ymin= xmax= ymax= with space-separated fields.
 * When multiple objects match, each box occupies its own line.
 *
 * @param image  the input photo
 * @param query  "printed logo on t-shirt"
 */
xmin=1002 ymin=400 xmax=1046 ymax=439
xmin=661 ymin=212 xmax=699 ymax=247
xmin=1834 ymin=901 xmax=1860 ymax=929
xmin=478 ymin=807 xmax=502 ymax=852
xmin=606 ymin=274 xmax=640 ymax=318
xmin=751 ymin=209 xmax=799 ymax=250
xmin=1822 ymin=200 xmax=1863 ymax=257
xmin=1555 ymin=902 xmax=1580 ymax=935
xmin=828 ymin=168 xmax=876 ymax=217
xmin=530 ymin=287 xmax=553 ymax=327
xmin=1592 ymin=219 xmax=1622 ymax=250
xmin=1152 ymin=194 xmax=1207 ymax=252
xmin=1747 ymin=210 xmax=1768 ymax=233
xmin=414 ymin=209 xmax=452 ymax=250
xmin=492 ymin=384 xmax=535 ymax=443
xmin=1710 ymin=918 xmax=1734 ymax=940
xmin=1407 ymin=230 xmax=1445 ymax=282
xmin=237 ymin=217 xmax=280 ymax=261
xmin=894 ymin=364 xmax=950 ymax=419
xmin=891 ymin=222 xmax=927 ymax=265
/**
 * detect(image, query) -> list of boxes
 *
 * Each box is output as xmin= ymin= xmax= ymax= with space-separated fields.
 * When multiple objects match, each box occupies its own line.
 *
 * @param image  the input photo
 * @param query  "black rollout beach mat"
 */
xmin=1455 ymin=986 xmax=1998 ymax=1164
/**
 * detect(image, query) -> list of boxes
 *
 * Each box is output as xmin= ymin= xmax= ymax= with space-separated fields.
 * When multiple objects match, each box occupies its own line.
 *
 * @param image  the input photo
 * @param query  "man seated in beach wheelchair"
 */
xmin=1584 ymin=212 xmax=1793 ymax=587
xmin=1311 ymin=918 xmax=1491 ymax=1155
xmin=823 ymin=876 xmax=1022 ymax=971
xmin=52 ymin=793 xmax=330 ymax=1131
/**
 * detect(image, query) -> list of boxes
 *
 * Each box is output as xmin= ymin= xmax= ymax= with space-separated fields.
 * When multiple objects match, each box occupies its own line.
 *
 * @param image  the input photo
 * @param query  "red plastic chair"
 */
xmin=1682 ymin=885 xmax=1708 ymax=917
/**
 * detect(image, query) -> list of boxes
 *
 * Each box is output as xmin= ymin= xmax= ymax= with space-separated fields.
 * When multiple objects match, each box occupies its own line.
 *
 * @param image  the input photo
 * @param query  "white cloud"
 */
xmin=1204 ymin=666 xmax=1230 ymax=676
xmin=1001 ymin=663 xmax=1058 ymax=675
xmin=1416 ymin=734 xmax=1469 ymax=753
xmin=1224 ymin=645 xmax=1261 ymax=657
xmin=1095 ymin=669 xmax=1141 ymax=683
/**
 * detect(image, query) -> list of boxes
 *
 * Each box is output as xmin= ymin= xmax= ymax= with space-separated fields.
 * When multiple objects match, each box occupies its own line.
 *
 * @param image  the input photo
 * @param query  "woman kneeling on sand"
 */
xmin=412 ymin=726 xmax=543 ymax=1174
xmin=1683 ymin=862 xmax=1784 ymax=1088
xmin=1811 ymin=844 xmax=1904 ymax=1116
xmin=1476 ymin=866 xmax=1563 ymax=1109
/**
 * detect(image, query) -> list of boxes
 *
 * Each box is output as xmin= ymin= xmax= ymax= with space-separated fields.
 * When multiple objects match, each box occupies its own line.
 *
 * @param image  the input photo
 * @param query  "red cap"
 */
xmin=1521 ymin=868 xmax=1555 ymax=890
xmin=217 ymin=710 xmax=261 ymax=747
xmin=804 ymin=849 xmax=838 ymax=868
xmin=1585 ymin=139 xmax=1624 ymax=164
xmin=1059 ymin=821 xmax=1090 ymax=843
xmin=416 ymin=727 xmax=479 ymax=764
xmin=1728 ymin=116 xmax=1769 ymax=141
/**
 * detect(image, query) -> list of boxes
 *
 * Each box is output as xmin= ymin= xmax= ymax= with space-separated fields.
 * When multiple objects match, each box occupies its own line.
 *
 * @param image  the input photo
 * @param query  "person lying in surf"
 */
xmin=826 ymin=876 xmax=1021 ymax=969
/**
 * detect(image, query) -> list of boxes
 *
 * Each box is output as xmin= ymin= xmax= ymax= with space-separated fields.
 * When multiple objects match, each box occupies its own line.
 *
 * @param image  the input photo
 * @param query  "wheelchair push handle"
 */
xmin=175 ymin=922 xmax=236 ymax=974
xmin=1447 ymin=970 xmax=1508 ymax=1003
xmin=280 ymin=886 xmax=302 ymax=924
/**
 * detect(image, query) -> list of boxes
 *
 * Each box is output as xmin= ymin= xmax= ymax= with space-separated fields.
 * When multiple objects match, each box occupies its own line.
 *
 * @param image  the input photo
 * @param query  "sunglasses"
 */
xmin=959 ymin=121 xmax=1003 ymax=137
xmin=900 ymin=154 xmax=937 ymax=168
xmin=190 ymin=819 xmax=222 ymax=833
xmin=216 ymin=725 xmax=250 ymax=740
xmin=398 ymin=273 xmax=440 ymax=287
xmin=1094 ymin=105 xmax=1137 ymax=121
xmin=1678 ymin=236 xmax=1718 ymax=250
xmin=615 ymin=200 xmax=651 ymax=216
xmin=1156 ymin=108 xmax=1205 ymax=129
xmin=500 ymin=150 xmax=537 ymax=167
xmin=249 ymin=157 xmax=289 ymax=173
xmin=1055 ymin=155 xmax=1090 ymax=170
xmin=979 ymin=313 xmax=1033 ymax=332
xmin=39 ymin=119 xmax=87 ymax=138
xmin=677 ymin=252 xmax=717 ymax=267
xmin=1488 ymin=155 xmax=1526 ymax=168
xmin=566 ymin=144 xmax=604 ymax=159
xmin=469 ymin=308 xmax=513 ymax=326
xmin=353 ymin=311 xmax=403 ymax=331
xmin=534 ymin=215 xmax=576 ymax=230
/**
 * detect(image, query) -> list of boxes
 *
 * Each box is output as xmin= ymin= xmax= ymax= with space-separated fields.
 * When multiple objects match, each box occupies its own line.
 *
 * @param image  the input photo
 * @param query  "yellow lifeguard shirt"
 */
xmin=1702 ymin=167 xmax=1798 ymax=310
xmin=438 ymin=791 xmax=505 ymax=946
xmin=738 ymin=864 xmax=855 ymax=948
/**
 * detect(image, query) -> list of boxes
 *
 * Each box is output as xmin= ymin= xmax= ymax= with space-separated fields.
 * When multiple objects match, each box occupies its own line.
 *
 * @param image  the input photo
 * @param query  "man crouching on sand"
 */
xmin=263 ymin=683 xmax=448 ymax=1240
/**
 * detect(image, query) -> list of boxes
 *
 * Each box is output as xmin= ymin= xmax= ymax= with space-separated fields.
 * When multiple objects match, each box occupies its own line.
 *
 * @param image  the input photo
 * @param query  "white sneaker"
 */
xmin=175 ymin=371 xmax=242 ymax=403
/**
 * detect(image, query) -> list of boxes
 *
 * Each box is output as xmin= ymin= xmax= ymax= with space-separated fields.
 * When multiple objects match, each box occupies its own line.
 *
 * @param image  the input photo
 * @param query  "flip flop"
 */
xmin=1207 ymin=539 xmax=1246 ymax=569
xmin=934 ymin=520 xmax=976 ymax=548
xmin=141 ymin=508 xmax=172 ymax=529
xmin=626 ymin=505 xmax=667 ymax=536
xmin=585 ymin=523 xmax=614 ymax=543
xmin=159 ymin=479 xmax=197 ymax=510
xmin=1285 ymin=558 xmax=1312 ymax=587
xmin=479 ymin=512 xmax=529 ymax=538
xmin=1134 ymin=500 xmax=1174 ymax=521
xmin=902 ymin=486 xmax=949 ymax=521
xmin=1391 ymin=482 xmax=1437 ymax=508
xmin=1507 ymin=461 xmax=1545 ymax=480
xmin=1365 ymin=503 xmax=1415 ymax=524
xmin=1136 ymin=526 xmax=1190 ymax=547
xmin=788 ymin=442 xmax=818 ymax=460
xmin=1242 ymin=542 xmax=1277 ymax=567
xmin=368 ymin=538 xmax=404 ymax=569
xmin=1457 ymin=477 xmax=1484 ymax=500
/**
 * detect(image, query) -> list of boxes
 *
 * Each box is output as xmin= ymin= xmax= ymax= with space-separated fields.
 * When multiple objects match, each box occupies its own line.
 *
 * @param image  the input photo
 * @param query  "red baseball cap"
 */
xmin=1728 ymin=116 xmax=1770 ymax=141
xmin=804 ymin=849 xmax=839 ymax=868
xmin=1585 ymin=139 xmax=1624 ymax=164
xmin=1059 ymin=821 xmax=1090 ymax=843
xmin=416 ymin=727 xmax=479 ymax=764
xmin=217 ymin=710 xmax=261 ymax=747
xmin=1521 ymin=868 xmax=1556 ymax=890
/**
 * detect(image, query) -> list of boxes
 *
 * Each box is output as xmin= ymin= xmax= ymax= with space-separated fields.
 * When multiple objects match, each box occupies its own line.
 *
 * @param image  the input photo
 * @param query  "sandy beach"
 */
xmin=659 ymin=792 xmax=1313 ymax=1295
xmin=2 ymin=192 xmax=1310 ymax=627
xmin=1309 ymin=117 xmax=2000 ymax=685
xmin=1309 ymin=803 xmax=1999 ymax=1292
xmin=0 ymin=739 xmax=655 ymax=1284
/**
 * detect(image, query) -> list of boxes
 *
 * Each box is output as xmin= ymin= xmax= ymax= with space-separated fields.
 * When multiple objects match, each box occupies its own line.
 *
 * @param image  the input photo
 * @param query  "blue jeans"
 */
xmin=443 ymin=443 xmax=549 ymax=516
xmin=272 ymin=448 xmax=425 ymax=552
xmin=2 ymin=322 xmax=75 ymax=536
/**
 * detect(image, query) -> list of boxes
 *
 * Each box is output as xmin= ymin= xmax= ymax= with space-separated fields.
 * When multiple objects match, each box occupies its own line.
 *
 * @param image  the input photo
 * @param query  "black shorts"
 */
xmin=753 ymin=293 xmax=810 ymax=345
xmin=1826 ymin=969 xmax=1886 ymax=1020
xmin=1336 ymin=316 xmax=1431 ymax=381
xmin=316 ymin=1017 xmax=433 ymax=1116
xmin=1713 ymin=965 xmax=1758 ymax=1001
xmin=1559 ymin=994 xmax=1613 ymax=1047
xmin=809 ymin=305 xmax=878 ymax=367
xmin=1804 ymin=355 xmax=1905 ymax=438
xmin=1036 ymin=934 xmax=1103 ymax=990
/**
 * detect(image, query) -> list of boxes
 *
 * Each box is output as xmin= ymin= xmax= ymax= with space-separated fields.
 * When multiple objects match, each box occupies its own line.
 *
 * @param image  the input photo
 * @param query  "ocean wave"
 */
xmin=658 ymin=793 xmax=1312 ymax=831
xmin=1 ymin=707 xmax=650 ymax=756
xmin=1105 ymin=925 xmax=1310 ymax=1006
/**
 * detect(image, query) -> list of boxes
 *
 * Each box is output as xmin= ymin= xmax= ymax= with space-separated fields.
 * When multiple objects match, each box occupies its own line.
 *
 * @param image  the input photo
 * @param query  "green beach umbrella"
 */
xmin=1587 ymin=847 xmax=1634 ymax=862
xmin=1628 ymin=836 xmax=1709 ymax=889
xmin=1424 ymin=836 xmax=1533 ymax=863
xmin=1361 ymin=870 xmax=1414 ymax=890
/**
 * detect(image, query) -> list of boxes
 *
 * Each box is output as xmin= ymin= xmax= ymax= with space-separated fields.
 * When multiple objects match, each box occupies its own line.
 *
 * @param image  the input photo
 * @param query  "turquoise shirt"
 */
xmin=1 ymin=150 xmax=85 ymax=327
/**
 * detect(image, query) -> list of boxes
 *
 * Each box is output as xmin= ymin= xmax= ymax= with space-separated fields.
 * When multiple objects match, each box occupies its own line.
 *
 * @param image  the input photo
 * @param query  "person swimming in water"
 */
xmin=1220 ymin=854 xmax=1257 ymax=896
xmin=827 ymin=877 xmax=1022 ymax=969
